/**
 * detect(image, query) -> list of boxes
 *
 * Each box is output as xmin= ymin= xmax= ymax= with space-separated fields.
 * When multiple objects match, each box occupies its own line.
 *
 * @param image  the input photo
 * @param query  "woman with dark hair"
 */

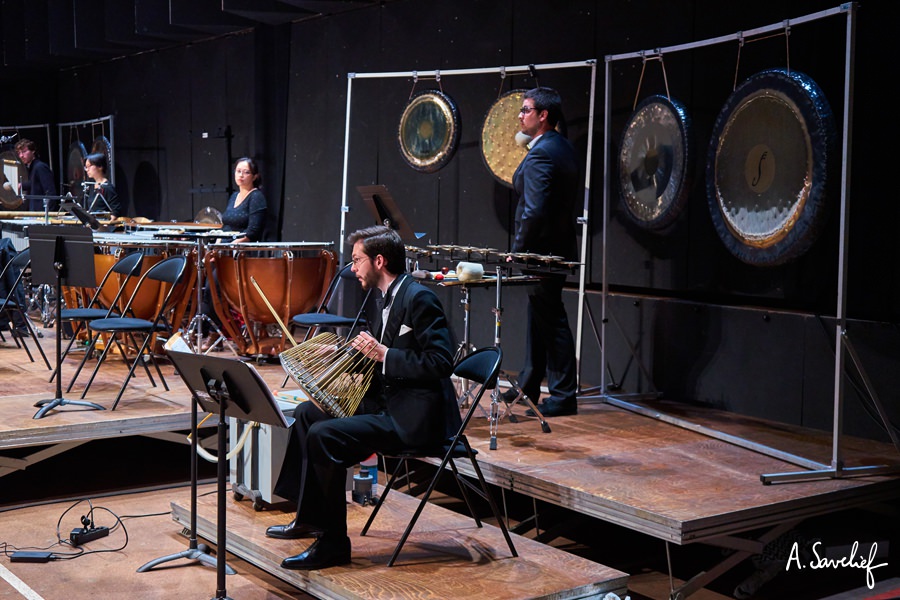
xmin=84 ymin=152 xmax=122 ymax=218
xmin=200 ymin=157 xmax=268 ymax=350
xmin=221 ymin=157 xmax=267 ymax=243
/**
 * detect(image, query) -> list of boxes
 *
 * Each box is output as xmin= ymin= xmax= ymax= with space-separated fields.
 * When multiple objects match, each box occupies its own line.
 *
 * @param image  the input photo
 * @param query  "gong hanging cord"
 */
xmin=732 ymin=23 xmax=791 ymax=90
xmin=496 ymin=66 xmax=507 ymax=100
xmin=632 ymin=51 xmax=670 ymax=111
xmin=408 ymin=70 xmax=443 ymax=100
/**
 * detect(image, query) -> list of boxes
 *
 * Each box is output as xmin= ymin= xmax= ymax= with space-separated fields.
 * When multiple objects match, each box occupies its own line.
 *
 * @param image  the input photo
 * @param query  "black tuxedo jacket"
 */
xmin=367 ymin=275 xmax=458 ymax=448
xmin=512 ymin=129 xmax=579 ymax=261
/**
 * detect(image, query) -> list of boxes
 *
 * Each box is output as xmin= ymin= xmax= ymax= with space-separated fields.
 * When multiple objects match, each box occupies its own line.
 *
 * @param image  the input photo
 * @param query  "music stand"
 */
xmin=357 ymin=184 xmax=422 ymax=241
xmin=60 ymin=201 xmax=106 ymax=231
xmin=27 ymin=224 xmax=105 ymax=419
xmin=157 ymin=350 xmax=294 ymax=600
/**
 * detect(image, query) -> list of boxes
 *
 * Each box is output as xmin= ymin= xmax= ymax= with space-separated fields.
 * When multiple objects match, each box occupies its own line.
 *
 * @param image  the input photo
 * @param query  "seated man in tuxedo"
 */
xmin=268 ymin=224 xmax=458 ymax=570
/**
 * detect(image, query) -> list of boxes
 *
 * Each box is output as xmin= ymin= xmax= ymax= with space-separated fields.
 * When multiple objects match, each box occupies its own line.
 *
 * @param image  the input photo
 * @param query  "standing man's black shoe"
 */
xmin=266 ymin=520 xmax=322 ymax=539
xmin=281 ymin=535 xmax=351 ymax=570
xmin=526 ymin=397 xmax=576 ymax=417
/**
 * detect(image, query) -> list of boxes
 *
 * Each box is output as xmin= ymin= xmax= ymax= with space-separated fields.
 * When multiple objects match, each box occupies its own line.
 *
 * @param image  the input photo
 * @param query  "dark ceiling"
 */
xmin=0 ymin=0 xmax=380 ymax=77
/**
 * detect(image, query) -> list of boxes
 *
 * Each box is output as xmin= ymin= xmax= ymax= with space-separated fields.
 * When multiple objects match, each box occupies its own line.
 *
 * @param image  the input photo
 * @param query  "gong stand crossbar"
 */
xmin=57 ymin=115 xmax=115 ymax=187
xmin=0 ymin=122 xmax=55 ymax=179
xmin=601 ymin=3 xmax=899 ymax=498
xmin=340 ymin=59 xmax=597 ymax=385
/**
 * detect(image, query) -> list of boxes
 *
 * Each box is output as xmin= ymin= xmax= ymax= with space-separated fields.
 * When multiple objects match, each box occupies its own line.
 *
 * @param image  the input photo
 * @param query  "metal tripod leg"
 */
xmin=498 ymin=371 xmax=550 ymax=433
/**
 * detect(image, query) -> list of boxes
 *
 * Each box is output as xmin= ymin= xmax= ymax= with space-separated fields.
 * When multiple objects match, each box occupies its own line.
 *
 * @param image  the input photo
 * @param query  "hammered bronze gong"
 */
xmin=398 ymin=89 xmax=460 ymax=173
xmin=0 ymin=151 xmax=25 ymax=209
xmin=481 ymin=89 xmax=528 ymax=187
xmin=707 ymin=69 xmax=836 ymax=266
xmin=617 ymin=94 xmax=693 ymax=231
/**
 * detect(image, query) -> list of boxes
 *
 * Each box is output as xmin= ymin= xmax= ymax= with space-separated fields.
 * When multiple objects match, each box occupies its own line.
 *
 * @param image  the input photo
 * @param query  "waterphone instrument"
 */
xmin=249 ymin=277 xmax=375 ymax=419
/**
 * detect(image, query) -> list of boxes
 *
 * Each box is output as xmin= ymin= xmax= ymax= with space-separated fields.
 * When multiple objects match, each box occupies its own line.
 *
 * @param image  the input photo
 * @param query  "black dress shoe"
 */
xmin=281 ymin=535 xmax=351 ymax=570
xmin=266 ymin=520 xmax=322 ymax=539
xmin=526 ymin=398 xmax=577 ymax=417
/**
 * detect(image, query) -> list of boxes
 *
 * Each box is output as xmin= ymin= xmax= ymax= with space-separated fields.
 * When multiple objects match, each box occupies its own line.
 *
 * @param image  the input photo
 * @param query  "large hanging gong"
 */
xmin=481 ymin=89 xmax=528 ymax=187
xmin=707 ymin=69 xmax=836 ymax=266
xmin=92 ymin=135 xmax=112 ymax=173
xmin=66 ymin=140 xmax=88 ymax=196
xmin=0 ymin=151 xmax=25 ymax=209
xmin=617 ymin=94 xmax=693 ymax=230
xmin=398 ymin=89 xmax=460 ymax=173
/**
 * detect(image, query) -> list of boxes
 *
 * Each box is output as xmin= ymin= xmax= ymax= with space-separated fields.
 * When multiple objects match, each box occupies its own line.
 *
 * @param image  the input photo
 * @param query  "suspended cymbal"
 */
xmin=194 ymin=206 xmax=223 ymax=224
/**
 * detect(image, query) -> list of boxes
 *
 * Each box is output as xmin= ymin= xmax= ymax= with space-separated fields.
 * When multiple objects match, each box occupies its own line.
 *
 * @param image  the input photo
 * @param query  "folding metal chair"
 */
xmin=68 ymin=255 xmax=188 ymax=410
xmin=0 ymin=248 xmax=52 ymax=369
xmin=50 ymin=251 xmax=144 ymax=383
xmin=360 ymin=346 xmax=518 ymax=566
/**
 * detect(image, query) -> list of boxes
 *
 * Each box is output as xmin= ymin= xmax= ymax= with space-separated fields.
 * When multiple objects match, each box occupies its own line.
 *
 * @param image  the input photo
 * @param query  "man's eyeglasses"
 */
xmin=519 ymin=106 xmax=539 ymax=114
xmin=350 ymin=256 xmax=369 ymax=266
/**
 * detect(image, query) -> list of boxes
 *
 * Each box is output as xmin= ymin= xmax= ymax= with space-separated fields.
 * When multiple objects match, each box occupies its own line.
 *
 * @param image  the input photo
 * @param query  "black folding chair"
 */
xmin=49 ymin=251 xmax=144 ymax=383
xmin=360 ymin=346 xmax=518 ymax=566
xmin=68 ymin=255 xmax=187 ymax=410
xmin=290 ymin=261 xmax=370 ymax=341
xmin=0 ymin=249 xmax=52 ymax=369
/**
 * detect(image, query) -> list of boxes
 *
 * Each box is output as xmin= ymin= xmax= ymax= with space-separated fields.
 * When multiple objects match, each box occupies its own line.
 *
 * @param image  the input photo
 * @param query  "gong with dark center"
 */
xmin=481 ymin=89 xmax=528 ymax=188
xmin=398 ymin=89 xmax=460 ymax=173
xmin=617 ymin=94 xmax=693 ymax=231
xmin=0 ymin=150 xmax=25 ymax=209
xmin=92 ymin=135 xmax=112 ymax=172
xmin=706 ymin=68 xmax=836 ymax=266
xmin=66 ymin=140 xmax=87 ymax=196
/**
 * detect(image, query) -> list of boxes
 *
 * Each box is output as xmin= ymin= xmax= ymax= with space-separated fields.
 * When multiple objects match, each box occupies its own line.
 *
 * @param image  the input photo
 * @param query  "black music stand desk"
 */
xmin=357 ymin=184 xmax=424 ymax=241
xmin=164 ymin=350 xmax=294 ymax=600
xmin=28 ymin=224 xmax=104 ymax=419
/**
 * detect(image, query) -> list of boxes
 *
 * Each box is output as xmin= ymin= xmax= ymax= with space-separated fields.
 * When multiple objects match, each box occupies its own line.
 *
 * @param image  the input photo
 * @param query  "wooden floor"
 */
xmin=2 ymin=323 xmax=900 ymax=599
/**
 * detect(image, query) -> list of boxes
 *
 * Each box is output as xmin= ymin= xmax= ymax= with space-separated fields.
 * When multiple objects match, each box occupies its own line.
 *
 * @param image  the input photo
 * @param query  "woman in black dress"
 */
xmin=221 ymin=157 xmax=267 ymax=242
xmin=201 ymin=157 xmax=268 ymax=350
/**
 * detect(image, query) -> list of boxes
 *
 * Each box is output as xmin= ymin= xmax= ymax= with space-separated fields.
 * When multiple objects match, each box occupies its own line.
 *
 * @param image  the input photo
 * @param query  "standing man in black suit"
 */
xmin=15 ymin=139 xmax=57 ymax=212
xmin=268 ymin=224 xmax=458 ymax=570
xmin=506 ymin=86 xmax=579 ymax=417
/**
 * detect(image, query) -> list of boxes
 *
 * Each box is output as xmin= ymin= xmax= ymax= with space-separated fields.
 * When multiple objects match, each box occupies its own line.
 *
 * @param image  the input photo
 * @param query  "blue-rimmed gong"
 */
xmin=398 ymin=89 xmax=460 ymax=173
xmin=617 ymin=94 xmax=694 ymax=231
xmin=706 ymin=69 xmax=836 ymax=266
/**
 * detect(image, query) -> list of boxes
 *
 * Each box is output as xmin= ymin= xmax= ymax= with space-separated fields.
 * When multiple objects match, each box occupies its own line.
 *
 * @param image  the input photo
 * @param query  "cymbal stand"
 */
xmin=453 ymin=284 xmax=478 ymax=408
xmin=489 ymin=265 xmax=550 ymax=450
xmin=185 ymin=236 xmax=236 ymax=356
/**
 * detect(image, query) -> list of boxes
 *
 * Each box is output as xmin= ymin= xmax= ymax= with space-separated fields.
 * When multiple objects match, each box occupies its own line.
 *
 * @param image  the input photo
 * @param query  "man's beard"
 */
xmin=358 ymin=271 xmax=377 ymax=291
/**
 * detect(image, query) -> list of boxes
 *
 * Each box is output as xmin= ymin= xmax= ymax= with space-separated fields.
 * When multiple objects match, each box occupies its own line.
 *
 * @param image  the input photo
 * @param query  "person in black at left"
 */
xmin=84 ymin=152 xmax=123 ymax=218
xmin=15 ymin=138 xmax=57 ymax=212
xmin=267 ymin=225 xmax=458 ymax=570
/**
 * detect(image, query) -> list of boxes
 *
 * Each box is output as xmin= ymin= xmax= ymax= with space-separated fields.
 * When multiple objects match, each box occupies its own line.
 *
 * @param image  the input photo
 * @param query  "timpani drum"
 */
xmin=206 ymin=242 xmax=335 ymax=357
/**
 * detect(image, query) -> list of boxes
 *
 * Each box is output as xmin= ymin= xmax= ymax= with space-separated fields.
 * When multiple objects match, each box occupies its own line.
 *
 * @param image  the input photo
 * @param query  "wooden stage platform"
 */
xmin=3 ymin=325 xmax=900 ymax=598
xmin=0 ymin=337 xmax=204 ymax=480
xmin=171 ymin=490 xmax=629 ymax=599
